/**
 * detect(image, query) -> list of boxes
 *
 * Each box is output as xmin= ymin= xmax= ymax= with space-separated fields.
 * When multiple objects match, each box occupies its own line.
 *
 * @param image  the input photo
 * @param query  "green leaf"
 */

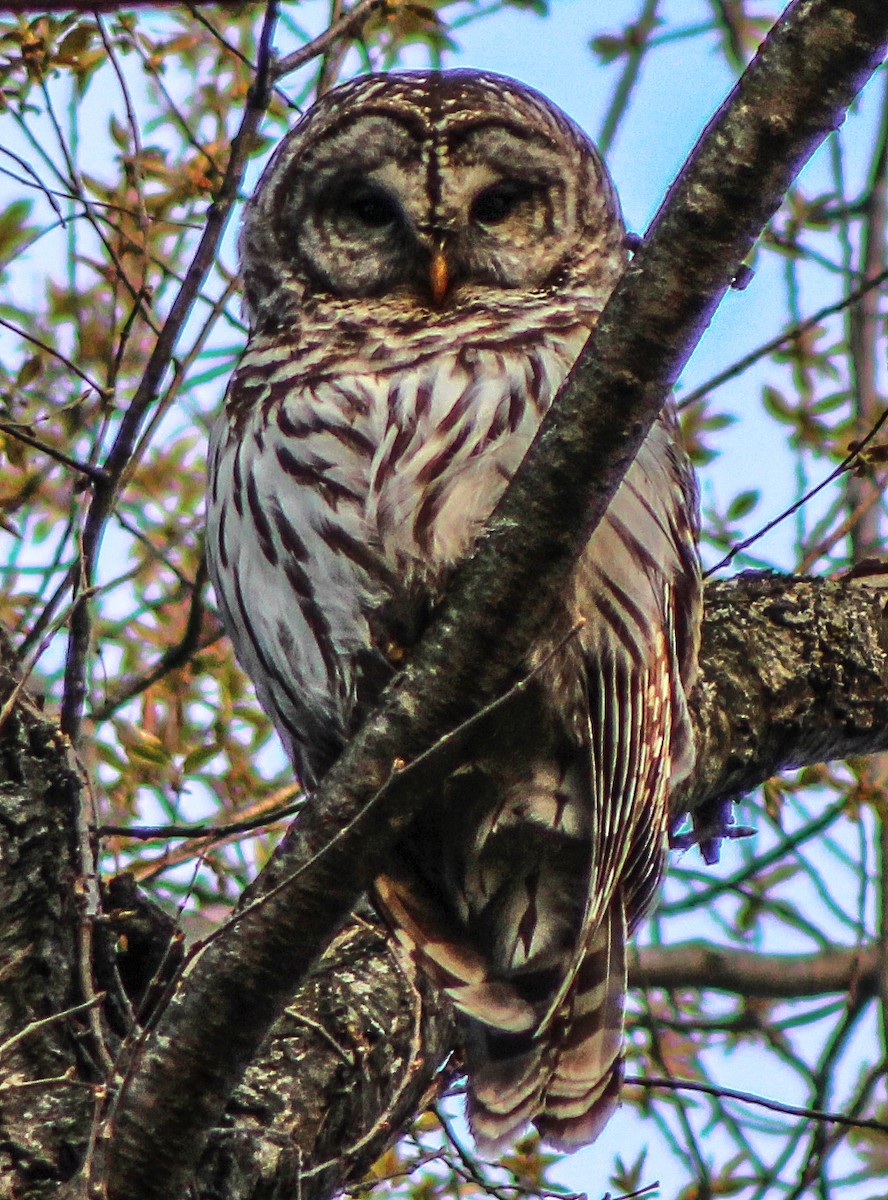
xmin=57 ymin=22 xmax=94 ymax=59
xmin=0 ymin=199 xmax=35 ymax=264
xmin=726 ymin=489 xmax=759 ymax=520
xmin=183 ymin=743 xmax=221 ymax=774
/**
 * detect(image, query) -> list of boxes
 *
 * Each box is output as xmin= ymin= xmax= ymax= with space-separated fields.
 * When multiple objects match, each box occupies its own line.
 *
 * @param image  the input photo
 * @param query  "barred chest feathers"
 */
xmin=208 ymin=315 xmax=592 ymax=775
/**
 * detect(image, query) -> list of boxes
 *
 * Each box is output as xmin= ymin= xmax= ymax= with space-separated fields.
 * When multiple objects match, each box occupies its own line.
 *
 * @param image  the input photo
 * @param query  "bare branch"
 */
xmin=631 ymin=940 xmax=878 ymax=999
xmin=625 ymin=1073 xmax=888 ymax=1136
xmin=271 ymin=0 xmax=386 ymax=81
xmin=59 ymin=1 xmax=279 ymax=743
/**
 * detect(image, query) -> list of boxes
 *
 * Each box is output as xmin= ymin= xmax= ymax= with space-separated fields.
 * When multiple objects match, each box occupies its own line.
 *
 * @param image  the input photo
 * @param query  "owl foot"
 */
xmin=670 ymin=796 xmax=754 ymax=865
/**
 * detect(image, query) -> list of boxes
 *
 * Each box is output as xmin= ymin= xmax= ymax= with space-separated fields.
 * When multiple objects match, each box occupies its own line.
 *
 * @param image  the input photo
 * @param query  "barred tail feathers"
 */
xmin=533 ymin=900 xmax=627 ymax=1148
xmin=374 ymin=873 xmax=537 ymax=1034
xmin=457 ymin=900 xmax=627 ymax=1151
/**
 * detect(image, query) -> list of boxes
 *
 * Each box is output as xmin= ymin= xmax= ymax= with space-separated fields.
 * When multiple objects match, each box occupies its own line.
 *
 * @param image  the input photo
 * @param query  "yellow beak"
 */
xmin=430 ymin=245 xmax=449 ymax=306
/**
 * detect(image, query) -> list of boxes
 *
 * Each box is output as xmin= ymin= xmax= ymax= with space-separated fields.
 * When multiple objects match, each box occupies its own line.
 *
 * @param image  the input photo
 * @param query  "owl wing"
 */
xmin=521 ymin=410 xmax=700 ymax=1146
xmin=375 ymin=407 xmax=700 ymax=1150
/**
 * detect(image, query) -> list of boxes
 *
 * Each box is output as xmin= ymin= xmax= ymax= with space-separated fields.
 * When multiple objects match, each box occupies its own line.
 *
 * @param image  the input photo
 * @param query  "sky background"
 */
xmin=1 ymin=3 xmax=886 ymax=1196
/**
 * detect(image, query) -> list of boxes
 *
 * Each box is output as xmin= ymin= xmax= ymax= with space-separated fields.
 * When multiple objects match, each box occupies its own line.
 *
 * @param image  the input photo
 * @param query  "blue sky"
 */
xmin=1 ymin=4 xmax=885 ymax=1194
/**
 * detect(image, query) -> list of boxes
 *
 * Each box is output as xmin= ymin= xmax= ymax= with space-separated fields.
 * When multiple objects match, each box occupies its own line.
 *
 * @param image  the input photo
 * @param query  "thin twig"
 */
xmin=183 ymin=5 xmax=299 ymax=110
xmin=0 ymin=586 xmax=99 ymax=736
xmin=626 ymin=1073 xmax=888 ymax=1134
xmin=98 ymin=795 xmax=302 ymax=841
xmin=0 ymin=1074 xmax=98 ymax=1091
xmin=0 ymin=147 xmax=180 ymax=221
xmin=0 ymin=315 xmax=104 ymax=396
xmin=88 ymin=558 xmax=209 ymax=721
xmin=705 ymin=405 xmax=888 ymax=575
xmin=0 ymin=146 xmax=66 ymax=221
xmin=0 ymin=421 xmax=108 ymax=483
xmin=271 ymin=0 xmax=385 ymax=80
xmin=433 ymin=1104 xmax=518 ymax=1200
xmin=797 ymin=468 xmax=888 ymax=571
xmin=0 ymin=997 xmax=105 ymax=1065
xmin=124 ymin=276 xmax=241 ymax=488
xmin=112 ymin=511 xmax=195 ymax=590
xmin=59 ymin=0 xmax=280 ymax=742
xmin=678 ymin=267 xmax=888 ymax=410
xmin=16 ymin=563 xmax=79 ymax=661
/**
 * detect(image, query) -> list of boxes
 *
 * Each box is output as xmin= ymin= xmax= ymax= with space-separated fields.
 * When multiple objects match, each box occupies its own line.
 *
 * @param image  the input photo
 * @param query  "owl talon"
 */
xmin=671 ymin=797 xmax=754 ymax=864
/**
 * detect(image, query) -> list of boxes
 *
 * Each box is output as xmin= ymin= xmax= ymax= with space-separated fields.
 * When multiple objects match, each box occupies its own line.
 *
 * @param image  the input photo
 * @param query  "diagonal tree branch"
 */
xmin=6 ymin=566 xmax=884 ymax=1200
xmin=190 ymin=568 xmax=888 ymax=1200
xmin=97 ymin=5 xmax=888 ymax=1199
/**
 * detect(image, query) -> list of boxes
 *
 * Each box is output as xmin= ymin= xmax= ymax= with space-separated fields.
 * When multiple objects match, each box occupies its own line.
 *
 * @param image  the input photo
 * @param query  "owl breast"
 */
xmin=207 ymin=308 xmax=592 ymax=783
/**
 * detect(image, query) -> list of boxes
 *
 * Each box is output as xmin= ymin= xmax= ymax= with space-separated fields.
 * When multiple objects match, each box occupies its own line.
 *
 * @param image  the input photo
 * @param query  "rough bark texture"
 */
xmin=193 ymin=911 xmax=456 ymax=1200
xmin=1 ymin=573 xmax=887 ymax=1200
xmin=679 ymin=572 xmax=888 ymax=816
xmin=0 ymin=638 xmax=97 ymax=1197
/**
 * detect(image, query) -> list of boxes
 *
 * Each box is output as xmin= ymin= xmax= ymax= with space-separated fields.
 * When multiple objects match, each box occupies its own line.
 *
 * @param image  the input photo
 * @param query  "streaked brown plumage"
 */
xmin=206 ymin=69 xmax=701 ymax=1149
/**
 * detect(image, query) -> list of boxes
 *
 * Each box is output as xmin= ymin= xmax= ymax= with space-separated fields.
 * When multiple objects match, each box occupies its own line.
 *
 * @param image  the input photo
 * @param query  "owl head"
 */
xmin=240 ymin=70 xmax=625 ymax=327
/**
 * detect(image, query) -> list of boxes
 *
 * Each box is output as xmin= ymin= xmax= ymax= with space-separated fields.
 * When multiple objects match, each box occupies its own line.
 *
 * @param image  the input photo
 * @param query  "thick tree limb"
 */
xmin=0 ymin=636 xmax=99 ymax=1199
xmin=3 ymin=568 xmax=888 ymax=1198
xmin=680 ymin=572 xmax=888 ymax=815
xmin=193 ymin=571 xmax=888 ymax=1200
xmin=192 ymin=911 xmax=459 ymax=1200
xmin=99 ymin=6 xmax=888 ymax=1199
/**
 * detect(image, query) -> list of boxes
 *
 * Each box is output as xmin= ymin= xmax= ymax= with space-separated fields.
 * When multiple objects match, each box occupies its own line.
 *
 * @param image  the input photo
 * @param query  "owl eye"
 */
xmin=337 ymin=184 xmax=400 ymax=230
xmin=470 ymin=180 xmax=537 ymax=226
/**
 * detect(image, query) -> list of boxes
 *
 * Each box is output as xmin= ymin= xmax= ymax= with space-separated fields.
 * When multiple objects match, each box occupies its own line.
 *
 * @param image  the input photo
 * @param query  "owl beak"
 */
xmin=429 ymin=245 xmax=450 ymax=306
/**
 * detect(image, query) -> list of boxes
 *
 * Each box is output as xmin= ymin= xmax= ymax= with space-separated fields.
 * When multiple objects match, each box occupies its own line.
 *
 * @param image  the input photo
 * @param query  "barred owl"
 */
xmin=206 ymin=69 xmax=701 ymax=1149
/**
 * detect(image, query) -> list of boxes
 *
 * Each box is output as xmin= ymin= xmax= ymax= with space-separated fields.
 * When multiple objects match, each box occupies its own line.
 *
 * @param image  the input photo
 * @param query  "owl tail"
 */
xmin=376 ymin=872 xmax=627 ymax=1150
xmin=468 ymin=901 xmax=627 ymax=1152
xmin=374 ymin=873 xmax=538 ymax=1033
